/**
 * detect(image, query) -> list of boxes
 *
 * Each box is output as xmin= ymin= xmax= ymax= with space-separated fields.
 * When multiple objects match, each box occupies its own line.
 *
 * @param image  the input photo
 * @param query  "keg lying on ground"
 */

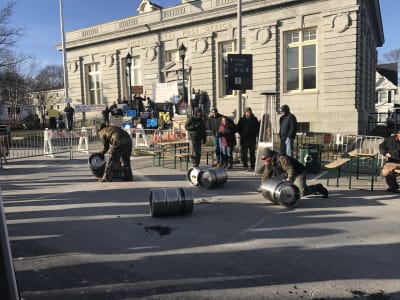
xmin=260 ymin=178 xmax=300 ymax=208
xmin=187 ymin=166 xmax=227 ymax=189
xmin=149 ymin=187 xmax=194 ymax=217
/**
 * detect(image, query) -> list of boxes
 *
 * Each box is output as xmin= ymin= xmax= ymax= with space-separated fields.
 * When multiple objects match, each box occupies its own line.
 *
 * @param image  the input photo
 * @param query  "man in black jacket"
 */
xmin=206 ymin=107 xmax=223 ymax=166
xmin=237 ymin=107 xmax=259 ymax=171
xmin=185 ymin=108 xmax=206 ymax=167
xmin=279 ymin=104 xmax=298 ymax=157
xmin=379 ymin=130 xmax=400 ymax=193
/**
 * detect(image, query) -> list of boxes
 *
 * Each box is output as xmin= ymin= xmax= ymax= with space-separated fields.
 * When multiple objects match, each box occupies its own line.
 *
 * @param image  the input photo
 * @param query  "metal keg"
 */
xmin=149 ymin=187 xmax=194 ymax=217
xmin=187 ymin=167 xmax=228 ymax=189
xmin=88 ymin=153 xmax=106 ymax=178
xmin=260 ymin=178 xmax=300 ymax=208
xmin=187 ymin=166 xmax=209 ymax=186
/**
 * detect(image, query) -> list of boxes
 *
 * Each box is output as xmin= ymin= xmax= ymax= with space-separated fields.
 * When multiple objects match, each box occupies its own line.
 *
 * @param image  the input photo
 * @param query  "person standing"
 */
xmin=190 ymin=88 xmax=199 ymax=115
xmin=102 ymin=105 xmax=110 ymax=126
xmin=98 ymin=123 xmax=133 ymax=182
xmin=279 ymin=104 xmax=298 ymax=157
xmin=206 ymin=107 xmax=223 ymax=166
xmin=379 ymin=130 xmax=400 ymax=193
xmin=46 ymin=105 xmax=60 ymax=130
xmin=259 ymin=148 xmax=328 ymax=198
xmin=64 ymin=103 xmax=75 ymax=130
xmin=185 ymin=108 xmax=206 ymax=167
xmin=237 ymin=107 xmax=259 ymax=171
xmin=218 ymin=116 xmax=236 ymax=169
xmin=198 ymin=90 xmax=210 ymax=116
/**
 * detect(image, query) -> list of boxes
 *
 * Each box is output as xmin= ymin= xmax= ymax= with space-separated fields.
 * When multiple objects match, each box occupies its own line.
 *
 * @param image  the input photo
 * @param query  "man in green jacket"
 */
xmin=185 ymin=108 xmax=206 ymax=167
xmin=98 ymin=124 xmax=133 ymax=182
xmin=259 ymin=148 xmax=328 ymax=198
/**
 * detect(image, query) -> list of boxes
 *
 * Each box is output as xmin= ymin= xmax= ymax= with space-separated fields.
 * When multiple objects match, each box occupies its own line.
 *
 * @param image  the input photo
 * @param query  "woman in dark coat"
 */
xmin=218 ymin=116 xmax=236 ymax=169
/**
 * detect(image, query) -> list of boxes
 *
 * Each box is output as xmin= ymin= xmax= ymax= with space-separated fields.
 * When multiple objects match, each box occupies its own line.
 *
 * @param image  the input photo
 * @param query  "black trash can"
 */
xmin=298 ymin=144 xmax=321 ymax=174
xmin=149 ymin=187 xmax=194 ymax=217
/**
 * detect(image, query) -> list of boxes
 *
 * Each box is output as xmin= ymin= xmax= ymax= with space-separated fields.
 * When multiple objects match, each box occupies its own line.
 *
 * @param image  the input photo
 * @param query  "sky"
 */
xmin=7 ymin=0 xmax=399 ymax=70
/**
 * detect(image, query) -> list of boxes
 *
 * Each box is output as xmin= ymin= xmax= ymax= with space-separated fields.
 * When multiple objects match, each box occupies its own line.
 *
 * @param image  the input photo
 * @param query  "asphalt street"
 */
xmin=1 ymin=153 xmax=400 ymax=300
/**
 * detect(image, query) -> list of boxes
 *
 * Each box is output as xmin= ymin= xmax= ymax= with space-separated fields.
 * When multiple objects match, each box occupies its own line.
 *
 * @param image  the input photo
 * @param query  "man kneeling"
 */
xmin=259 ymin=148 xmax=328 ymax=198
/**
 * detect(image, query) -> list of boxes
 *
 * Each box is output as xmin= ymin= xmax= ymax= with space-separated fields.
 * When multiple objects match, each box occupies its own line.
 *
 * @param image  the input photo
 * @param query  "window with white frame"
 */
xmin=132 ymin=55 xmax=141 ymax=86
xmin=219 ymin=39 xmax=246 ymax=97
xmin=285 ymin=28 xmax=317 ymax=92
xmin=85 ymin=63 xmax=102 ymax=105
xmin=165 ymin=50 xmax=179 ymax=63
xmin=123 ymin=55 xmax=142 ymax=100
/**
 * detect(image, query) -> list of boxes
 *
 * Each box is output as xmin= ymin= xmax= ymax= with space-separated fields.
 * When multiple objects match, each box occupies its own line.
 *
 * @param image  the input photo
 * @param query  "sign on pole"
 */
xmin=227 ymin=54 xmax=253 ymax=91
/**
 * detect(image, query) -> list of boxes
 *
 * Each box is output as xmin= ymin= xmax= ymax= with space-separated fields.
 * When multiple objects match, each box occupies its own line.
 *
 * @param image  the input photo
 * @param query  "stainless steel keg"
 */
xmin=187 ymin=167 xmax=227 ymax=189
xmin=260 ymin=178 xmax=300 ymax=208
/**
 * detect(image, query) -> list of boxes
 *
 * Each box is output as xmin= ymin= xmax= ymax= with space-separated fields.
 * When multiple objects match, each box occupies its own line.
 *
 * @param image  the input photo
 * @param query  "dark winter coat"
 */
xmin=185 ymin=116 xmax=206 ymax=141
xmin=379 ymin=135 xmax=400 ymax=163
xmin=218 ymin=120 xmax=236 ymax=147
xmin=279 ymin=113 xmax=298 ymax=140
xmin=206 ymin=113 xmax=223 ymax=136
xmin=265 ymin=152 xmax=306 ymax=181
xmin=237 ymin=114 xmax=259 ymax=145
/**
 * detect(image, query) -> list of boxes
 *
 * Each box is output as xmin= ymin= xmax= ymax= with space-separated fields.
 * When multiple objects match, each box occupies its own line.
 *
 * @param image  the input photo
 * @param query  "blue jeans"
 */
xmin=221 ymin=145 xmax=233 ymax=165
xmin=280 ymin=137 xmax=294 ymax=157
xmin=213 ymin=136 xmax=222 ymax=162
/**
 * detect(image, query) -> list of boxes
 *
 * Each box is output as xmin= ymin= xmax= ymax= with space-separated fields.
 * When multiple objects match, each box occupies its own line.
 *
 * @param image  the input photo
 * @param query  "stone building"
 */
xmin=58 ymin=0 xmax=384 ymax=134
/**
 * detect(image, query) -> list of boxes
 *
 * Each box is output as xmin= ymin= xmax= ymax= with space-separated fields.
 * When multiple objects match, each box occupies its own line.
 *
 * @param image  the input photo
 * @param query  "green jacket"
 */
xmin=99 ymin=126 xmax=132 ymax=154
xmin=185 ymin=116 xmax=206 ymax=141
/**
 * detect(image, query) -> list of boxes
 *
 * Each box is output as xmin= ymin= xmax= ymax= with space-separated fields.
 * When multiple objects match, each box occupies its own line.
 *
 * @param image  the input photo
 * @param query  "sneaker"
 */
xmin=247 ymin=167 xmax=255 ymax=172
xmin=225 ymin=164 xmax=233 ymax=170
xmin=243 ymin=165 xmax=248 ymax=171
xmin=316 ymin=184 xmax=329 ymax=198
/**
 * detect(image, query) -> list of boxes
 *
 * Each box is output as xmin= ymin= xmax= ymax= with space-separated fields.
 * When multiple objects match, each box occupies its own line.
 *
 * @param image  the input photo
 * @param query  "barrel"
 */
xmin=149 ymin=187 xmax=194 ymax=217
xmin=88 ymin=153 xmax=106 ymax=178
xmin=260 ymin=178 xmax=300 ymax=208
xmin=187 ymin=167 xmax=227 ymax=189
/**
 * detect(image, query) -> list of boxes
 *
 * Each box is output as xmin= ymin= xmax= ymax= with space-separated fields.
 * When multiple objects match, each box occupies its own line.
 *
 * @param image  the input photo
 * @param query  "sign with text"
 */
xmin=152 ymin=82 xmax=179 ymax=103
xmin=227 ymin=54 xmax=253 ymax=91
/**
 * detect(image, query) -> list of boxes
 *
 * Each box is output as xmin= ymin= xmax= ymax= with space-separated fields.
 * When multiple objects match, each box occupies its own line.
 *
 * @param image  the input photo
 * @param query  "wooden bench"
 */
xmin=325 ymin=158 xmax=350 ymax=187
xmin=174 ymin=153 xmax=192 ymax=170
xmin=132 ymin=149 xmax=163 ymax=166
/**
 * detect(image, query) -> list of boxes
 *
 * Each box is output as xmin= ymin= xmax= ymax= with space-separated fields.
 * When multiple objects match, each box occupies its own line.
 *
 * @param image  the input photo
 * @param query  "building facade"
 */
xmin=59 ymin=0 xmax=384 ymax=134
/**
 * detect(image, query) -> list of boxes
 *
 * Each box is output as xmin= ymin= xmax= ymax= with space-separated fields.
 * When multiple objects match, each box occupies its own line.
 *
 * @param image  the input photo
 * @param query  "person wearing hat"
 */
xmin=206 ymin=107 xmax=223 ymax=166
xmin=258 ymin=148 xmax=328 ymax=198
xmin=97 ymin=123 xmax=133 ymax=182
xmin=379 ymin=130 xmax=400 ymax=193
xmin=279 ymin=104 xmax=298 ymax=157
xmin=185 ymin=107 xmax=207 ymax=167
xmin=237 ymin=107 xmax=259 ymax=171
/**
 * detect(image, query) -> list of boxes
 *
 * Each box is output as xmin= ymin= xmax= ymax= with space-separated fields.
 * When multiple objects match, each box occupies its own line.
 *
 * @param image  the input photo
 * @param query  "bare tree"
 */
xmin=0 ymin=2 xmax=24 ymax=69
xmin=382 ymin=49 xmax=400 ymax=64
xmin=34 ymin=65 xmax=64 ymax=90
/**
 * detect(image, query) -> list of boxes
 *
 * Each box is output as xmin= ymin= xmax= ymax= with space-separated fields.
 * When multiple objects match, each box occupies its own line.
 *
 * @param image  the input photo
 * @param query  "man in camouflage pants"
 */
xmin=98 ymin=123 xmax=133 ymax=182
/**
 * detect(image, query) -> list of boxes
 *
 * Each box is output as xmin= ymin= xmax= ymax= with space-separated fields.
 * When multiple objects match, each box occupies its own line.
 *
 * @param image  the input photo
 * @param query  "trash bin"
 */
xmin=298 ymin=144 xmax=321 ymax=173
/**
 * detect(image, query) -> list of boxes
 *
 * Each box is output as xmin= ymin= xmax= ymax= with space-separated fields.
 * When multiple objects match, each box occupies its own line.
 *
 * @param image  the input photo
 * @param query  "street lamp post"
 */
xmin=126 ymin=53 xmax=133 ymax=109
xmin=179 ymin=43 xmax=187 ymax=113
